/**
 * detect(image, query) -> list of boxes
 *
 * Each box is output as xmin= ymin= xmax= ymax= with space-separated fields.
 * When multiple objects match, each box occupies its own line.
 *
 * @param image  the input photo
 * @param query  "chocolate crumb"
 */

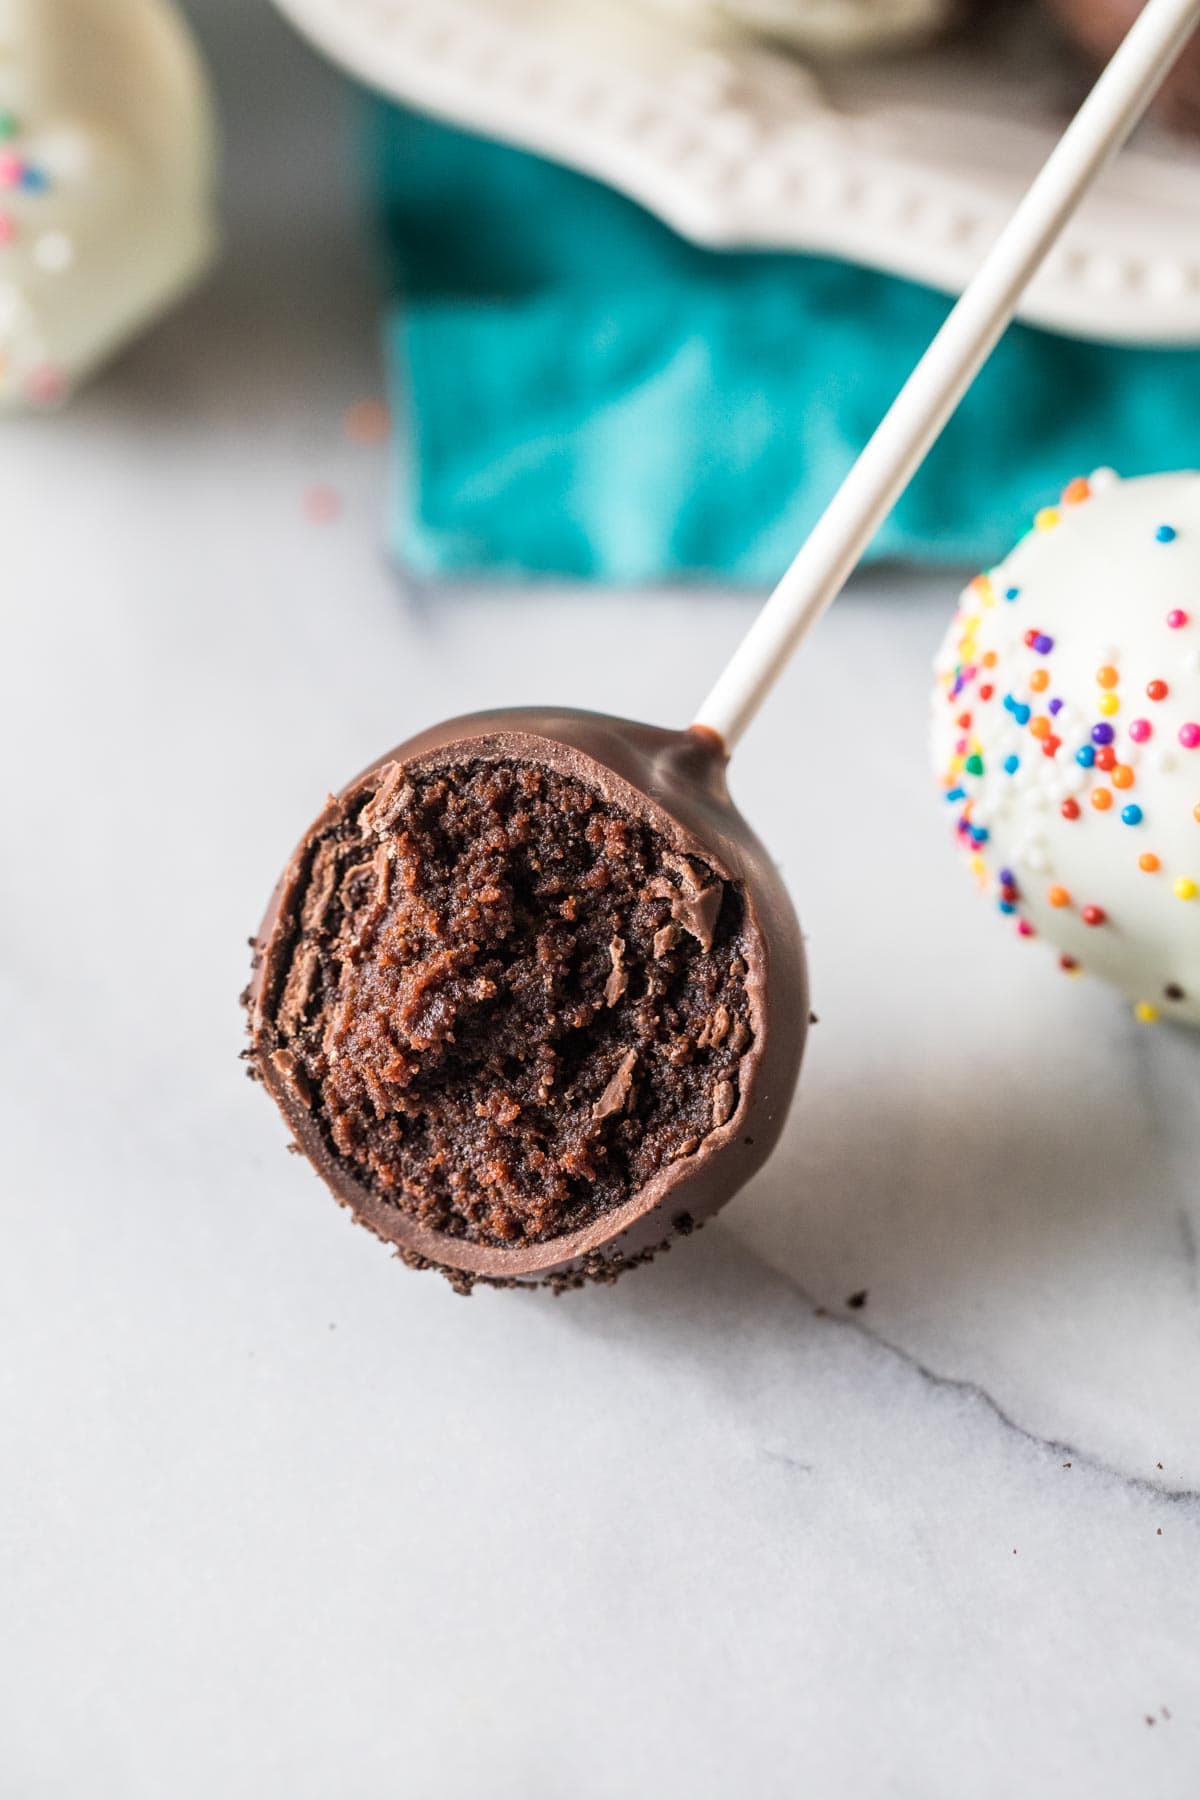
xmin=359 ymin=760 xmax=405 ymax=833
xmin=711 ymin=1005 xmax=732 ymax=1047
xmin=278 ymin=946 xmax=319 ymax=1036
xmin=712 ymin=1080 xmax=736 ymax=1128
xmin=270 ymin=1048 xmax=311 ymax=1109
xmin=593 ymin=1050 xmax=638 ymax=1122
xmin=677 ymin=883 xmax=723 ymax=952
xmin=651 ymin=857 xmax=724 ymax=952
xmin=604 ymin=937 xmax=629 ymax=1008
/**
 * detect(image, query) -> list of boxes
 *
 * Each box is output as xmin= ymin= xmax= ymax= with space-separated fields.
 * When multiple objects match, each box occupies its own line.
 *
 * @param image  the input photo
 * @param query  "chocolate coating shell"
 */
xmin=246 ymin=709 xmax=808 ymax=1286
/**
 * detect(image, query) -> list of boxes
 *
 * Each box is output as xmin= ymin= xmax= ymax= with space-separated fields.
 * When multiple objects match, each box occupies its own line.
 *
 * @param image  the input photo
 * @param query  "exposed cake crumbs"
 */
xmin=259 ymin=757 xmax=756 ymax=1250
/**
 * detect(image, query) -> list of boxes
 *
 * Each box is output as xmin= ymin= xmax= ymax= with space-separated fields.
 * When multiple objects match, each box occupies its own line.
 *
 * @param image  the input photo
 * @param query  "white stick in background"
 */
xmin=692 ymin=0 xmax=1200 ymax=753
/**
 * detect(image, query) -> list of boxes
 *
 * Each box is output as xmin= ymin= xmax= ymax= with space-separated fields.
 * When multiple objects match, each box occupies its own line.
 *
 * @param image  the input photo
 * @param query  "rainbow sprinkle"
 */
xmin=934 ymin=470 xmax=1199 ymax=1021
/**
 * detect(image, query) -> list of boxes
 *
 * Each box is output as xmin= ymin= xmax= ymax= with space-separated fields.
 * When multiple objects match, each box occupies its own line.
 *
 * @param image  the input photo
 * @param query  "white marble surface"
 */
xmin=3 ymin=3 xmax=1200 ymax=1794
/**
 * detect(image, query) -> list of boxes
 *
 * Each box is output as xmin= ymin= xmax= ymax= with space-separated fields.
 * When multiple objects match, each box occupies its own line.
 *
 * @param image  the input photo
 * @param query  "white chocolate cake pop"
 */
xmin=0 ymin=0 xmax=216 ymax=410
xmin=932 ymin=470 xmax=1200 ymax=1027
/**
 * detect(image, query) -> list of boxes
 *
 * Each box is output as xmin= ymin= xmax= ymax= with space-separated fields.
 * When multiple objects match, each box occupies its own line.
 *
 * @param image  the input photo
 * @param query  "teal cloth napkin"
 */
xmin=369 ymin=101 xmax=1200 ymax=582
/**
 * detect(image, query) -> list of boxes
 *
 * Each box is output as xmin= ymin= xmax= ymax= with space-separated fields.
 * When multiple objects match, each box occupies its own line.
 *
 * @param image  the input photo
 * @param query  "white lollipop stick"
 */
xmin=693 ymin=0 xmax=1200 ymax=753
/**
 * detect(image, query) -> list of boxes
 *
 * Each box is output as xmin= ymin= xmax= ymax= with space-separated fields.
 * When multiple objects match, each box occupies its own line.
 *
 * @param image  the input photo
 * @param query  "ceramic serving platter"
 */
xmin=273 ymin=0 xmax=1200 ymax=344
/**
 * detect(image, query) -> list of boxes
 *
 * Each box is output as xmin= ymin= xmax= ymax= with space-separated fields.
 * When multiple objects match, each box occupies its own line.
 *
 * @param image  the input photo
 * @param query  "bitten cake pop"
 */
xmin=247 ymin=0 xmax=1200 ymax=1285
xmin=0 ymin=0 xmax=216 ymax=410
xmin=246 ymin=712 xmax=807 ymax=1290
xmin=933 ymin=470 xmax=1200 ymax=1026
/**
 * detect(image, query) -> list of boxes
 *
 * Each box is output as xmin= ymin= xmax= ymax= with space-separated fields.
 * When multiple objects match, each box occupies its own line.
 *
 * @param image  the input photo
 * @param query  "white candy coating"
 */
xmin=932 ymin=471 xmax=1200 ymax=1027
xmin=0 ymin=0 xmax=216 ymax=410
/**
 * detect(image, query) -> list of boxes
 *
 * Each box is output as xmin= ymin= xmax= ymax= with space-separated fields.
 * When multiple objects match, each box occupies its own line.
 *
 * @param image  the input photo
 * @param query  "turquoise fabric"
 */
xmin=368 ymin=101 xmax=1200 ymax=582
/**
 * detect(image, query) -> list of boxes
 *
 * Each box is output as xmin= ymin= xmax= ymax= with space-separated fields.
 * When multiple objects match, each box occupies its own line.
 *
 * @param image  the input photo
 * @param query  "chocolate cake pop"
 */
xmin=246 ymin=711 xmax=807 ymax=1290
xmin=246 ymin=0 xmax=1200 ymax=1286
xmin=932 ymin=469 xmax=1200 ymax=1026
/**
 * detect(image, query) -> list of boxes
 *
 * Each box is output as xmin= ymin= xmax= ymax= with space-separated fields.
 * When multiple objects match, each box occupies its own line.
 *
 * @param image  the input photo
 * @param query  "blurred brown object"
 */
xmin=1043 ymin=0 xmax=1200 ymax=133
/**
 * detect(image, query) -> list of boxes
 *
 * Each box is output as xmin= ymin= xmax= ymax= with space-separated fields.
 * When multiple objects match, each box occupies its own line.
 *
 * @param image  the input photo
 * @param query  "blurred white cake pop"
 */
xmin=0 ymin=0 xmax=217 ymax=410
xmin=932 ymin=470 xmax=1200 ymax=1027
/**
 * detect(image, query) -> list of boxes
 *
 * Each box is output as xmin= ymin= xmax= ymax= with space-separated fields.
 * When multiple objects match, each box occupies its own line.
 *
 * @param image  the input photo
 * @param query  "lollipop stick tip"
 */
xmin=688 ymin=721 xmax=729 ymax=762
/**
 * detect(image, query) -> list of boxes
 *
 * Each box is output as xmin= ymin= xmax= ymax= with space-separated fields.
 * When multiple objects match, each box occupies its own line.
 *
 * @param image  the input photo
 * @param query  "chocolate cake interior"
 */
xmin=260 ymin=756 xmax=757 ymax=1249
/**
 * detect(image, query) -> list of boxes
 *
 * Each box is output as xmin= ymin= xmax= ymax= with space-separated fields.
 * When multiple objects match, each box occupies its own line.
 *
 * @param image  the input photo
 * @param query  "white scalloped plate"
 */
xmin=273 ymin=0 xmax=1200 ymax=344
